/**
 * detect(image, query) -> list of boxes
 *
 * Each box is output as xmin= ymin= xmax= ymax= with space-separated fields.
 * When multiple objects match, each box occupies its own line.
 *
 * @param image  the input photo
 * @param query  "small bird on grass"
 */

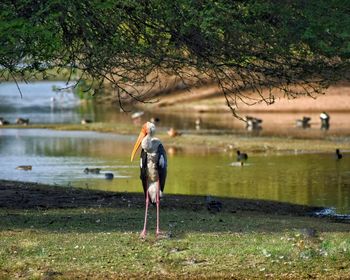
xmin=206 ymin=196 xmax=223 ymax=214
xmin=236 ymin=150 xmax=248 ymax=166
xmin=335 ymin=149 xmax=343 ymax=160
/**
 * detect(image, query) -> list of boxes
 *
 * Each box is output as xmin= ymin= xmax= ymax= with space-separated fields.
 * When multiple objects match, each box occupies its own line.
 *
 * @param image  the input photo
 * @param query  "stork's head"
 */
xmin=130 ymin=122 xmax=156 ymax=161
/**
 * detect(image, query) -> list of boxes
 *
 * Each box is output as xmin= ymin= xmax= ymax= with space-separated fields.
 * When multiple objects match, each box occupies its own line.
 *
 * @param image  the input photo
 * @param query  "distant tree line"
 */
xmin=0 ymin=0 xmax=349 ymax=115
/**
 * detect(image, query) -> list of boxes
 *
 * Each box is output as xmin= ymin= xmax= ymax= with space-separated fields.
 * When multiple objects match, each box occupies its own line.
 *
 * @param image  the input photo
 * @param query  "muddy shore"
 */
xmin=0 ymin=179 xmax=324 ymax=217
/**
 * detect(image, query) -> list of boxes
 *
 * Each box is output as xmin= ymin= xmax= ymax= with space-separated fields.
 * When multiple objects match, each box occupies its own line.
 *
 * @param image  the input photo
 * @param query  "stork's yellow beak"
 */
xmin=131 ymin=125 xmax=147 ymax=161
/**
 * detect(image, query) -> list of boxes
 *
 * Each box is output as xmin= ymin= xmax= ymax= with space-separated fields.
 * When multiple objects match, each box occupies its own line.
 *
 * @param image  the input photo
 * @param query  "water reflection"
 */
xmin=1 ymin=82 xmax=350 ymax=214
xmin=0 ymin=129 xmax=349 ymax=213
xmin=2 ymin=82 xmax=350 ymax=138
xmin=0 ymin=82 xmax=87 ymax=124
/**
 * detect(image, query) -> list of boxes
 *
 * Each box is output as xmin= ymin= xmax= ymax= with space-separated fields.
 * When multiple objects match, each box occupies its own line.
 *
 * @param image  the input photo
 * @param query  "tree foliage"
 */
xmin=1 ymin=0 xmax=349 ymax=115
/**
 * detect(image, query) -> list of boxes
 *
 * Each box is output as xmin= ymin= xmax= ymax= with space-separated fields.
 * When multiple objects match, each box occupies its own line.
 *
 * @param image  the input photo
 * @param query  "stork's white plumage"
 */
xmin=131 ymin=122 xmax=167 ymax=238
xmin=320 ymin=112 xmax=329 ymax=120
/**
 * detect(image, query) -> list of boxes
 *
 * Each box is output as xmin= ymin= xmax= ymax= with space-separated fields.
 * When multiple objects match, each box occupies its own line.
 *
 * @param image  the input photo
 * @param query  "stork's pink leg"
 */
xmin=156 ymin=180 xmax=160 ymax=237
xmin=140 ymin=191 xmax=149 ymax=239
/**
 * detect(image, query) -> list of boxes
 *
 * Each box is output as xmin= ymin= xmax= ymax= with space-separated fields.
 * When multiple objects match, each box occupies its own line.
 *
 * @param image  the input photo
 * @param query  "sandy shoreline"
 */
xmin=143 ymin=83 xmax=350 ymax=114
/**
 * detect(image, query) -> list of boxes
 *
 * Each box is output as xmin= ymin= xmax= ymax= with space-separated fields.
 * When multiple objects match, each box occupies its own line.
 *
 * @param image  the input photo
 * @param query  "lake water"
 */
xmin=0 ymin=82 xmax=82 ymax=124
xmin=1 ymin=82 xmax=350 ymax=214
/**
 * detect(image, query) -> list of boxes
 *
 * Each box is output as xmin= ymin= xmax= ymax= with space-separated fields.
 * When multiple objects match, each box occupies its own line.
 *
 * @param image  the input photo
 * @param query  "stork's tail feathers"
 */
xmin=148 ymin=182 xmax=163 ymax=204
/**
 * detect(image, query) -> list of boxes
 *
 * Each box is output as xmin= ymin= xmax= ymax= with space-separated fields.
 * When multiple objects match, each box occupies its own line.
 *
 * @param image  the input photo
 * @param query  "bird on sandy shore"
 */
xmin=81 ymin=118 xmax=92 ymax=124
xmin=320 ymin=112 xmax=330 ymax=130
xmin=167 ymin=128 xmax=182 ymax=137
xmin=296 ymin=116 xmax=311 ymax=128
xmin=131 ymin=122 xmax=167 ymax=239
xmin=245 ymin=116 xmax=262 ymax=131
xmin=16 ymin=118 xmax=30 ymax=125
xmin=0 ymin=118 xmax=10 ymax=126
xmin=335 ymin=149 xmax=343 ymax=160
xmin=236 ymin=150 xmax=248 ymax=166
xmin=195 ymin=118 xmax=202 ymax=130
xmin=131 ymin=111 xmax=144 ymax=120
xmin=131 ymin=111 xmax=144 ymax=125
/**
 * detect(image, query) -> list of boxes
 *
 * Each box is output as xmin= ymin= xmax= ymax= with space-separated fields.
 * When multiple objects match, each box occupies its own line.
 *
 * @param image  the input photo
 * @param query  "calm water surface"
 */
xmin=0 ymin=128 xmax=349 ymax=214
xmin=0 ymin=82 xmax=81 ymax=123
xmin=1 ymin=82 xmax=350 ymax=214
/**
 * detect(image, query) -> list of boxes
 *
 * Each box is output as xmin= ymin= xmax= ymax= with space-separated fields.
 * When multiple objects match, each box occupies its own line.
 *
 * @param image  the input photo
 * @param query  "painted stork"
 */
xmin=131 ymin=122 xmax=167 ymax=238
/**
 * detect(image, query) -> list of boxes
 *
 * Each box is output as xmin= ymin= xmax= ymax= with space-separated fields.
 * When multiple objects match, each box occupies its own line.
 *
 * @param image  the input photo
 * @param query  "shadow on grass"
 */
xmin=2 ymin=179 xmax=348 ymax=235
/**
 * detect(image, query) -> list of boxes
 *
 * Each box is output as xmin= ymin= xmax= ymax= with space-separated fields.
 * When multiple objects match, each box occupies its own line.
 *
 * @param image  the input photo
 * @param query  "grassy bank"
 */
xmin=1 ymin=181 xmax=350 ymax=279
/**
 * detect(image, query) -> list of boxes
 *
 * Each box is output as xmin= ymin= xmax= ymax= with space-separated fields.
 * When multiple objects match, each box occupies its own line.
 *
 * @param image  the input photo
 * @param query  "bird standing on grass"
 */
xmin=131 ymin=122 xmax=167 ymax=238
xmin=335 ymin=149 xmax=343 ymax=160
xmin=237 ymin=150 xmax=248 ymax=166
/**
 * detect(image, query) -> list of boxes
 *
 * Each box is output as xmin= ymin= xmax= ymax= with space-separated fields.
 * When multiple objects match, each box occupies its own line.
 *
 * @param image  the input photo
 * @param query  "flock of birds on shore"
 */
xmin=128 ymin=110 xmax=333 ymax=145
xmin=0 ymin=117 xmax=29 ymax=126
xmin=245 ymin=111 xmax=331 ymax=131
xmin=0 ymin=109 xmax=331 ymax=131
xmin=130 ymin=110 xmax=332 ymax=136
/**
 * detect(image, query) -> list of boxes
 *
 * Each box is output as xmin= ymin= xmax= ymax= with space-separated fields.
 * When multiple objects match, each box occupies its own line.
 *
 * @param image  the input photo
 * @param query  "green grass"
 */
xmin=1 ymin=206 xmax=350 ymax=279
xmin=1 ymin=122 xmax=138 ymax=134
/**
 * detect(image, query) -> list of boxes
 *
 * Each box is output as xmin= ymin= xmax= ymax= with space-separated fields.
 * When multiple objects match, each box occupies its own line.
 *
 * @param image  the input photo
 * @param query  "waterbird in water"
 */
xmin=104 ymin=173 xmax=114 ymax=180
xmin=131 ymin=122 xmax=167 ymax=238
xmin=16 ymin=165 xmax=32 ymax=171
xmin=335 ymin=149 xmax=343 ymax=160
xmin=83 ymin=168 xmax=101 ymax=174
xmin=236 ymin=150 xmax=248 ymax=166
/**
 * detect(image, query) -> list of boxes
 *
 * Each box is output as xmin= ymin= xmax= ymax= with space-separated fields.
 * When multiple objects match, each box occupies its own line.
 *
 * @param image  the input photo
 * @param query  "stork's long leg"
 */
xmin=156 ymin=180 xmax=160 ymax=237
xmin=140 ymin=190 xmax=149 ymax=239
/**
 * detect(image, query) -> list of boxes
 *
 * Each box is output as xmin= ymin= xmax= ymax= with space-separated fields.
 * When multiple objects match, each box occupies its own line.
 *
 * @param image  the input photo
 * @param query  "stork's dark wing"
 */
xmin=157 ymin=144 xmax=167 ymax=192
xmin=140 ymin=149 xmax=148 ymax=197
